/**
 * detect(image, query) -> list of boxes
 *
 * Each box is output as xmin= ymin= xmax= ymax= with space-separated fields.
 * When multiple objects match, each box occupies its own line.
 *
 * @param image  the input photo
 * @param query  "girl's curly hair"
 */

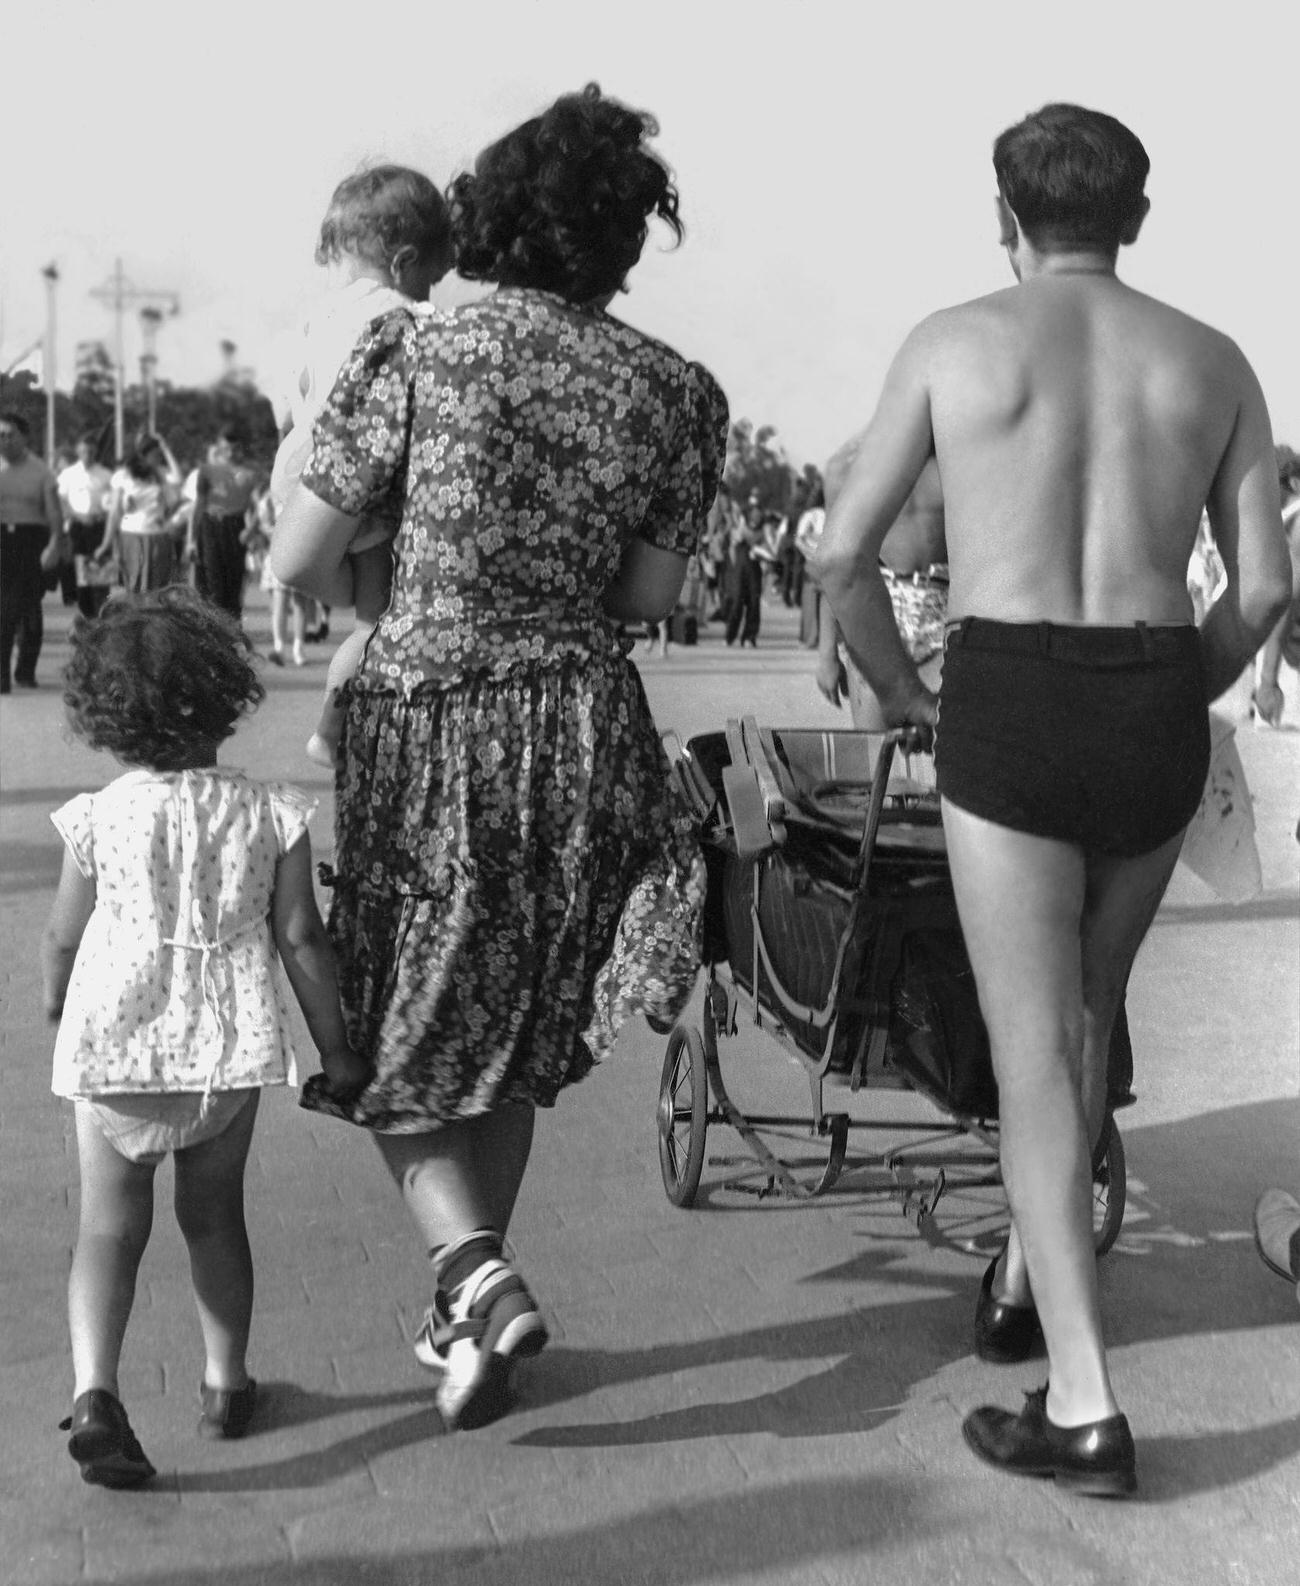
xmin=450 ymin=83 xmax=683 ymax=305
xmin=62 ymin=586 xmax=265 ymax=772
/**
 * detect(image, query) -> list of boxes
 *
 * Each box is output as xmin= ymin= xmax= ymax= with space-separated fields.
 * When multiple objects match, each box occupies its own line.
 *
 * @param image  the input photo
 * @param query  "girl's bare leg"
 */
xmin=173 ymin=1093 xmax=260 ymax=1392
xmin=69 ymin=1107 xmax=157 ymax=1398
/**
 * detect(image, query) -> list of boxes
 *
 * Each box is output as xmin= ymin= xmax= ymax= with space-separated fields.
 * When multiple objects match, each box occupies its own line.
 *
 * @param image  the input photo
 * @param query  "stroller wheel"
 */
xmin=658 ymin=1025 xmax=709 ymax=1208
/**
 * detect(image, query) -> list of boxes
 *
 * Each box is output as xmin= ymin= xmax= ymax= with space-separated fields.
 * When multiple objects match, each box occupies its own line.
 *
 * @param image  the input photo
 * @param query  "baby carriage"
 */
xmin=657 ymin=718 xmax=1130 ymax=1253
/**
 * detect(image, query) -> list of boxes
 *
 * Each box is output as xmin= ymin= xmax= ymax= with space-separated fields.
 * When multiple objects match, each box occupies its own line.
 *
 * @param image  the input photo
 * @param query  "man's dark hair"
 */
xmin=993 ymin=103 xmax=1149 ymax=253
xmin=450 ymin=82 xmax=682 ymax=305
xmin=0 ymin=410 xmax=31 ymax=439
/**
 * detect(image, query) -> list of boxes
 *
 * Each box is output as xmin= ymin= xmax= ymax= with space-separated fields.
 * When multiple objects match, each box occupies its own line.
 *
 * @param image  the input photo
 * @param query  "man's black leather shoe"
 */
xmin=962 ymin=1386 xmax=1136 ymax=1497
xmin=974 ymin=1253 xmax=1043 ymax=1363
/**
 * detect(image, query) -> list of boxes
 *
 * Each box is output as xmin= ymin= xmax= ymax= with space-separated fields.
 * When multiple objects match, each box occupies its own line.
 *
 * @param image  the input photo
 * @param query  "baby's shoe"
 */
xmin=198 ymin=1378 xmax=258 ymax=1440
xmin=61 ymin=1389 xmax=155 ymax=1488
xmin=435 ymin=1258 xmax=549 ymax=1430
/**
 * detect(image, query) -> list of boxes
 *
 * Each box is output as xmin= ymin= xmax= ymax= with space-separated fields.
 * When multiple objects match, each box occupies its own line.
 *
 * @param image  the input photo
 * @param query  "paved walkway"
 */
xmin=1 ymin=593 xmax=1297 ymax=1586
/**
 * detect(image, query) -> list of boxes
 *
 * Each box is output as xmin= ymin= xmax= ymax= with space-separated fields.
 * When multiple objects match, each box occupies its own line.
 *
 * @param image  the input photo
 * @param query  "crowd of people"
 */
xmin=3 ymin=90 xmax=1296 ymax=1504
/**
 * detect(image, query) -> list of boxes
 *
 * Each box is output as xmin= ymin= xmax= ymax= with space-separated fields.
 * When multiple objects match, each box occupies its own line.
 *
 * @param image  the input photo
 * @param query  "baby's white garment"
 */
xmin=270 ymin=278 xmax=413 ymax=520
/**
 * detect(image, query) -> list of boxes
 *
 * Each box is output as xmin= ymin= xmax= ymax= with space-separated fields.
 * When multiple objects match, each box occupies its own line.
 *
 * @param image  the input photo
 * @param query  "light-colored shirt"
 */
xmin=111 ymin=468 xmax=174 ymax=537
xmin=58 ymin=460 xmax=113 ymax=521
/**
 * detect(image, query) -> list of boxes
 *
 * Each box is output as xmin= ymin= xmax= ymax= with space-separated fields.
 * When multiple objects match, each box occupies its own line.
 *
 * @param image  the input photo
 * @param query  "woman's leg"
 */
xmin=173 ymin=1093 xmax=261 ymax=1392
xmin=376 ymin=1105 xmax=543 ymax=1427
xmin=69 ymin=1107 xmax=157 ymax=1399
xmin=373 ymin=1103 xmax=536 ymax=1249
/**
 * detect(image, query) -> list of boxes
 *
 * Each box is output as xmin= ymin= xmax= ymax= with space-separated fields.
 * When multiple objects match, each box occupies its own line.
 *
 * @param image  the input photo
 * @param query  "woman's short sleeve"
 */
xmin=51 ymin=794 xmax=96 ymax=880
xmin=266 ymin=783 xmax=318 ymax=857
xmin=300 ymin=309 xmax=415 ymax=521
xmin=637 ymin=361 xmax=730 ymax=557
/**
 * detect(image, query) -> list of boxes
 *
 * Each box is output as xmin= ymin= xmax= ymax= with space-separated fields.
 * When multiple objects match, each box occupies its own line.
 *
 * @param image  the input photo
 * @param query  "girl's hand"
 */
xmin=319 ymin=1045 xmax=370 ymax=1100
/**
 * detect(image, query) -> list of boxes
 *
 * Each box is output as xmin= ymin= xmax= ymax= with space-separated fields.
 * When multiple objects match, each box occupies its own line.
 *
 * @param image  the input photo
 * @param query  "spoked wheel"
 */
xmin=658 ymin=1025 xmax=709 ymax=1208
xmin=1092 ymin=1115 xmax=1127 ymax=1256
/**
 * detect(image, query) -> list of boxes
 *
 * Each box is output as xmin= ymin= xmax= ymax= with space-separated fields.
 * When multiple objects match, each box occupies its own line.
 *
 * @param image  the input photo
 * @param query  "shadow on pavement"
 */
xmin=64 ymin=1471 xmax=931 ymax=1586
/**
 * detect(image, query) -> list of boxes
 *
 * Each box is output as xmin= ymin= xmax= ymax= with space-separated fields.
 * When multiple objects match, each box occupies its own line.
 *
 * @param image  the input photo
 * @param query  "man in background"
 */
xmin=0 ymin=411 xmax=63 ymax=692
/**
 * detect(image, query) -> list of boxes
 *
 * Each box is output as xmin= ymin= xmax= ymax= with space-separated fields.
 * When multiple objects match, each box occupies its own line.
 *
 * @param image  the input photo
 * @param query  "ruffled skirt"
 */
xmin=300 ymin=654 xmax=704 ymax=1131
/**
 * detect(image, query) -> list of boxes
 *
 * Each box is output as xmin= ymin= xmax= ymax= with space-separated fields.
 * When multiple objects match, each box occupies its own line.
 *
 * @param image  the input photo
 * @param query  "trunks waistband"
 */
xmin=2 ymin=521 xmax=47 ymax=531
xmin=945 ymin=616 xmax=1197 ymax=666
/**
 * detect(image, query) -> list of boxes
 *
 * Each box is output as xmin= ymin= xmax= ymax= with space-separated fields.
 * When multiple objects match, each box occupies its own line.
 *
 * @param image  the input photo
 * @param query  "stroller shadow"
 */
xmin=517 ymin=1097 xmax=1300 ymax=1504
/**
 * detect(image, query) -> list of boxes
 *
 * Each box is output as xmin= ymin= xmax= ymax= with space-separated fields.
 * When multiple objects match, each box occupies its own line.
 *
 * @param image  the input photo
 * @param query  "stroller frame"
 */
xmin=657 ymin=719 xmax=1126 ymax=1249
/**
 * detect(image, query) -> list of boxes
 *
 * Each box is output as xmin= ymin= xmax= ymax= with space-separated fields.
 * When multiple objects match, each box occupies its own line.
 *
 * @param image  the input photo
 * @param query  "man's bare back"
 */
xmin=926 ymin=274 xmax=1261 ymax=628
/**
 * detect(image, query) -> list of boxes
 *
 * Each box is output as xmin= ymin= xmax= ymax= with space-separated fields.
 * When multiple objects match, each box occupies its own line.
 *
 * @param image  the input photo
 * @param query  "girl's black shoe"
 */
xmin=61 ymin=1389 xmax=155 ymax=1488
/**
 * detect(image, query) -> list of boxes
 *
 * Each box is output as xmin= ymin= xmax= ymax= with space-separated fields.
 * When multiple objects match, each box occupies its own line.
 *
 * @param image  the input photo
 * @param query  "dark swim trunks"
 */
xmin=935 ymin=617 xmax=1211 ymax=858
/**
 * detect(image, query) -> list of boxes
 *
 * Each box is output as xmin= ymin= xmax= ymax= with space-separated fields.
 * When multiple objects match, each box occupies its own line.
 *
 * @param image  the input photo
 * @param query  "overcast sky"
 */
xmin=4 ymin=0 xmax=1295 ymax=465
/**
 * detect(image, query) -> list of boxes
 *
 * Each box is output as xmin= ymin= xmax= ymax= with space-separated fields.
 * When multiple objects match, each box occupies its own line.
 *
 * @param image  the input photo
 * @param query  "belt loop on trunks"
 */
xmin=1135 ymin=620 xmax=1155 ymax=661
xmin=1037 ymin=621 xmax=1052 ymax=655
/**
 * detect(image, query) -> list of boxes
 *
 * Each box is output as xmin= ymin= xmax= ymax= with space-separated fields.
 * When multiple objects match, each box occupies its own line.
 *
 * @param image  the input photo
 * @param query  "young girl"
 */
xmin=42 ymin=586 xmax=369 ymax=1489
xmin=270 ymin=163 xmax=453 ymax=766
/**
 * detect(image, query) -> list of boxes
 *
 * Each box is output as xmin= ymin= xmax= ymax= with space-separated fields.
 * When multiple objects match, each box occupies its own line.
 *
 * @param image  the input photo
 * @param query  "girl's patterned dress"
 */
xmin=297 ymin=289 xmax=728 ymax=1132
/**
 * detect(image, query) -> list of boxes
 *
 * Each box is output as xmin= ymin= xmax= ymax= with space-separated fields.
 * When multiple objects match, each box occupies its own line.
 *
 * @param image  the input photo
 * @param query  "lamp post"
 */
xmin=41 ymin=263 xmax=58 ymax=459
xmin=89 ymin=260 xmax=180 ymax=459
xmin=139 ymin=306 xmax=163 ymax=434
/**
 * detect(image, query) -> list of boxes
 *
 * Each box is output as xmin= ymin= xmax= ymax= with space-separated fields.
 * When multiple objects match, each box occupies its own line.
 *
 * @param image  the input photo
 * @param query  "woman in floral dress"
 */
xmin=274 ymin=84 xmax=727 ymax=1430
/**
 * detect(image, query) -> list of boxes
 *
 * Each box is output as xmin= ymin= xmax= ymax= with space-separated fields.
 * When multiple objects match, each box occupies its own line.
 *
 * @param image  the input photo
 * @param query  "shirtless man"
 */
xmin=815 ymin=104 xmax=1291 ymax=1498
xmin=816 ymin=454 xmax=946 ymax=728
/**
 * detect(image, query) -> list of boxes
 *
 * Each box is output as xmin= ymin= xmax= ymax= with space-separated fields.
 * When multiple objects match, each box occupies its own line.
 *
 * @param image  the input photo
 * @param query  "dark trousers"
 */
xmin=69 ymin=519 xmax=109 ymax=619
xmin=195 ymin=512 xmax=247 ymax=618
xmin=0 ymin=523 xmax=47 ymax=686
xmin=724 ymin=559 xmax=763 ymax=645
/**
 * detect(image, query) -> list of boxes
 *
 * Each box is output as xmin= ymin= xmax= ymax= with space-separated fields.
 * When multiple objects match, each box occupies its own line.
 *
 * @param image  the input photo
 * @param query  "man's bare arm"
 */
xmin=813 ymin=325 xmax=938 ymax=726
xmin=1200 ymin=354 xmax=1292 ymax=700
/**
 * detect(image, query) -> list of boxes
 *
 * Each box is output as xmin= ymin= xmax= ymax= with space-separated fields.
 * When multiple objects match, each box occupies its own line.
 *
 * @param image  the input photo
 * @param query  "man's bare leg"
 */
xmin=942 ymin=802 xmax=1182 ymax=1427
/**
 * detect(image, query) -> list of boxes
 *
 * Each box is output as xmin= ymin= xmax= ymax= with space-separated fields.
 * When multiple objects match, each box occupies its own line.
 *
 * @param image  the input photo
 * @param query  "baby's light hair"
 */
xmin=62 ymin=587 xmax=265 ymax=772
xmin=315 ymin=164 xmax=453 ymax=276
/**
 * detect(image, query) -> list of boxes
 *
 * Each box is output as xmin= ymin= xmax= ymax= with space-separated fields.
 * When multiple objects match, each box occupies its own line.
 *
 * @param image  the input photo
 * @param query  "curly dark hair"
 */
xmin=62 ymin=586 xmax=265 ymax=772
xmin=450 ymin=83 xmax=683 ymax=304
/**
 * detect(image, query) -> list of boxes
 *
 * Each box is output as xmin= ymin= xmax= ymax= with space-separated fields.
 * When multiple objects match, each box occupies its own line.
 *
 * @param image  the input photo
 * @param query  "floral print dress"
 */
xmin=298 ymin=289 xmax=728 ymax=1132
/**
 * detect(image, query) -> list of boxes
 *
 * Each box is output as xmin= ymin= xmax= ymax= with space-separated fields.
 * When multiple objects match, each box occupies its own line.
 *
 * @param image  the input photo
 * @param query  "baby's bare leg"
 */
xmin=306 ymin=540 xmax=392 ymax=766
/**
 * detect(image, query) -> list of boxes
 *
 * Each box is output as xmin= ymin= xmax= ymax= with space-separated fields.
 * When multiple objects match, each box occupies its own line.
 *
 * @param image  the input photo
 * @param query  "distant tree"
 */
xmin=723 ymin=417 xmax=798 ymax=515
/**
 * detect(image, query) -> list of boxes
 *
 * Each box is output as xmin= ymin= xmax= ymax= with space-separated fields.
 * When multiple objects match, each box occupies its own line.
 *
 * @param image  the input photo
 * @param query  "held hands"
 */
xmin=318 ymin=1044 xmax=371 ymax=1101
